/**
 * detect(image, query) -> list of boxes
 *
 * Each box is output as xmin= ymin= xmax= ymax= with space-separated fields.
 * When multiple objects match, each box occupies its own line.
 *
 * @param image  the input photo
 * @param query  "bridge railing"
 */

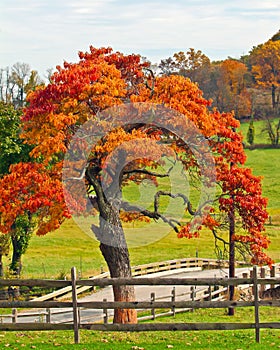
xmin=0 ymin=265 xmax=279 ymax=345
xmin=32 ymin=257 xmax=250 ymax=302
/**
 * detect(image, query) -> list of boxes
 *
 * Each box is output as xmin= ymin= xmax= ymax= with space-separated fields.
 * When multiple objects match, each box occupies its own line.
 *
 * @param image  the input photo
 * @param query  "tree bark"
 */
xmin=272 ymin=83 xmax=276 ymax=109
xmin=0 ymin=254 xmax=3 ymax=277
xmin=228 ymin=207 xmax=235 ymax=316
xmin=10 ymin=236 xmax=22 ymax=276
xmin=93 ymin=202 xmax=137 ymax=324
xmin=100 ymin=242 xmax=137 ymax=324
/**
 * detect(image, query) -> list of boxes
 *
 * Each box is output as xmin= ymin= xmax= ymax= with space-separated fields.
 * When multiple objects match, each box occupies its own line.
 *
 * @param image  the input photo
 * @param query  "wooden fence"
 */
xmin=32 ymin=257 xmax=247 ymax=302
xmin=0 ymin=265 xmax=279 ymax=344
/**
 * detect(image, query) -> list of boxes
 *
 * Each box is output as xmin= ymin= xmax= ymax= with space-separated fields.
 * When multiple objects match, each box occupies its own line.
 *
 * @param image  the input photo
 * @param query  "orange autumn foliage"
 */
xmin=0 ymin=46 xmax=271 ymax=267
xmin=0 ymin=162 xmax=70 ymax=236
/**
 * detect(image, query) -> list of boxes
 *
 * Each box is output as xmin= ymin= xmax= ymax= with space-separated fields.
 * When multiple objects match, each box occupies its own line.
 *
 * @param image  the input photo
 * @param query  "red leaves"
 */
xmin=0 ymin=162 xmax=70 ymax=235
xmin=202 ymin=214 xmax=220 ymax=230
xmin=216 ymin=164 xmax=272 ymax=266
xmin=218 ymin=166 xmax=269 ymax=232
xmin=233 ymin=233 xmax=273 ymax=266
xmin=177 ymin=224 xmax=200 ymax=239
xmin=18 ymin=45 xmax=273 ymax=267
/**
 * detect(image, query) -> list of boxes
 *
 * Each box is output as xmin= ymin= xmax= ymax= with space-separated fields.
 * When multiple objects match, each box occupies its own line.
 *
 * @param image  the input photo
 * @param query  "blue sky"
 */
xmin=1 ymin=0 xmax=280 ymax=78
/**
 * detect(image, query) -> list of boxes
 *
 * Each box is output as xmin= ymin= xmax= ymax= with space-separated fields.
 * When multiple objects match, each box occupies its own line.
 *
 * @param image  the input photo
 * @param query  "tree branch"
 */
xmin=63 ymin=167 xmax=87 ymax=181
xmin=120 ymin=201 xmax=181 ymax=232
xmin=143 ymin=68 xmax=155 ymax=97
xmin=154 ymin=191 xmax=195 ymax=215
xmin=86 ymin=167 xmax=108 ymax=218
xmin=211 ymin=228 xmax=229 ymax=260
xmin=123 ymin=169 xmax=170 ymax=178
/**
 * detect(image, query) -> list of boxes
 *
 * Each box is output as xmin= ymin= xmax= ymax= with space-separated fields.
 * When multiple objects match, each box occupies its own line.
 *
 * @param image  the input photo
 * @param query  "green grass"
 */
xmin=1 ymin=148 xmax=278 ymax=279
xmin=239 ymin=118 xmax=278 ymax=146
xmin=14 ymin=219 xmax=220 ymax=279
xmin=244 ymin=149 xmax=280 ymax=211
xmin=0 ymin=308 xmax=279 ymax=349
xmin=1 ymin=147 xmax=280 ymax=348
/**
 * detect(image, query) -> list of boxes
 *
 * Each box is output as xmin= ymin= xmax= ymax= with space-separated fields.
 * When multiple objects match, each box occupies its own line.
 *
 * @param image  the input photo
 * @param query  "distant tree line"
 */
xmin=2 ymin=30 xmax=280 ymax=124
xmin=0 ymin=63 xmax=46 ymax=108
xmin=156 ymin=30 xmax=280 ymax=146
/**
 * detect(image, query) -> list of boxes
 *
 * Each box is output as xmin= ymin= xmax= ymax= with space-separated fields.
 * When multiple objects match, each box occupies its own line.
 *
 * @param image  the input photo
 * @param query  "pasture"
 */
xmin=0 ymin=308 xmax=279 ymax=349
xmin=8 ymin=145 xmax=278 ymax=279
xmin=238 ymin=117 xmax=279 ymax=146
xmin=1 ymin=125 xmax=280 ymax=350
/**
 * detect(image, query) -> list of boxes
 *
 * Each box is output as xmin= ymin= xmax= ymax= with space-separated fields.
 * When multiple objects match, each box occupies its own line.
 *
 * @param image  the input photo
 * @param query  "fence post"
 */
xmin=253 ymin=266 xmax=260 ymax=343
xmin=71 ymin=267 xmax=80 ymax=344
xmin=151 ymin=292 xmax=155 ymax=320
xmin=190 ymin=286 xmax=196 ymax=312
xmin=46 ymin=308 xmax=51 ymax=323
xmin=171 ymin=287 xmax=175 ymax=316
xmin=260 ymin=267 xmax=266 ymax=296
xmin=207 ymin=286 xmax=212 ymax=301
xmin=270 ymin=265 xmax=276 ymax=289
xmin=103 ymin=298 xmax=108 ymax=324
xmin=12 ymin=308 xmax=17 ymax=323
xmin=250 ymin=270 xmax=254 ymax=296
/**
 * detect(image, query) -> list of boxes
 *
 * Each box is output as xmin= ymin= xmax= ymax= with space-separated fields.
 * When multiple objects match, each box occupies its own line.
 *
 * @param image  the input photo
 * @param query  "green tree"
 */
xmin=0 ymin=233 xmax=10 ymax=277
xmin=10 ymin=214 xmax=34 ymax=276
xmin=0 ymin=101 xmax=34 ymax=276
xmin=173 ymin=48 xmax=211 ymax=84
xmin=262 ymin=117 xmax=280 ymax=146
xmin=247 ymin=119 xmax=255 ymax=146
xmin=0 ymin=101 xmax=31 ymax=175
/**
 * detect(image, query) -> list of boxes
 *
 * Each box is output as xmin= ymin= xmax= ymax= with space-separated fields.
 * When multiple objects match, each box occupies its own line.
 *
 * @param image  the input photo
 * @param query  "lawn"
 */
xmin=244 ymin=148 xmax=280 ymax=212
xmin=0 ymin=308 xmax=279 ymax=349
xmin=238 ymin=118 xmax=278 ymax=146
xmin=1 ymin=146 xmax=279 ymax=349
xmin=2 ymin=146 xmax=277 ymax=279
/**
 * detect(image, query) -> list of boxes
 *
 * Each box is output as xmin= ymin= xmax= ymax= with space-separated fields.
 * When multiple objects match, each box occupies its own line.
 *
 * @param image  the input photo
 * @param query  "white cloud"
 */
xmin=0 ymin=0 xmax=279 ymax=76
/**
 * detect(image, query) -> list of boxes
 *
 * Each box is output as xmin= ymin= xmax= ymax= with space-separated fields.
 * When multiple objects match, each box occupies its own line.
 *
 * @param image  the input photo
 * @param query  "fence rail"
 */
xmin=30 ymin=257 xmax=249 ymax=302
xmin=0 ymin=263 xmax=279 ymax=345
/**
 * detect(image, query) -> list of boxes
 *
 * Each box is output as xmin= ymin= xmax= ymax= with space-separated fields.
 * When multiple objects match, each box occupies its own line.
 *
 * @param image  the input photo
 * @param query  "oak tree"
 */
xmin=250 ymin=40 xmax=280 ymax=110
xmin=3 ymin=47 xmax=271 ymax=323
xmin=0 ymin=101 xmax=35 ymax=275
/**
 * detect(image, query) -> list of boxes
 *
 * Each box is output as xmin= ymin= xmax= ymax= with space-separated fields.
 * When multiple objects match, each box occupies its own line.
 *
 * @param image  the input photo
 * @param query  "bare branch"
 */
xmin=154 ymin=191 xmax=195 ymax=215
xmin=143 ymin=68 xmax=155 ymax=97
xmin=86 ymin=167 xmax=108 ymax=217
xmin=211 ymin=228 xmax=229 ymax=260
xmin=63 ymin=167 xmax=87 ymax=181
xmin=123 ymin=169 xmax=170 ymax=178
xmin=120 ymin=201 xmax=180 ymax=232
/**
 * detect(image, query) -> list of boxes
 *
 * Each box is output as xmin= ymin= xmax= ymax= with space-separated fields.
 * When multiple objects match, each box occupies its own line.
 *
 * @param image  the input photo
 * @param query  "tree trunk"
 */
xmin=228 ymin=207 xmax=235 ymax=316
xmin=10 ymin=236 xmax=22 ymax=276
xmin=0 ymin=254 xmax=3 ymax=277
xmin=100 ymin=242 xmax=137 ymax=324
xmin=272 ymin=84 xmax=276 ymax=109
xmin=93 ymin=202 xmax=137 ymax=324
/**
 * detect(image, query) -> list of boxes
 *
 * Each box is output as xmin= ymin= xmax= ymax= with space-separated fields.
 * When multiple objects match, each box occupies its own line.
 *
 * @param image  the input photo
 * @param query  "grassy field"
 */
xmin=244 ymin=149 xmax=280 ymax=211
xmin=1 ymin=141 xmax=280 ymax=349
xmin=0 ymin=308 xmax=279 ymax=349
xmin=238 ymin=118 xmax=278 ymax=146
xmin=1 ymin=146 xmax=277 ymax=279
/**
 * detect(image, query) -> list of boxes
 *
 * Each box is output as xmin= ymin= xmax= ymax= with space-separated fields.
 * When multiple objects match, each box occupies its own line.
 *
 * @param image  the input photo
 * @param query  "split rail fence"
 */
xmin=0 ymin=263 xmax=279 ymax=344
xmin=31 ymin=257 xmax=247 ymax=302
